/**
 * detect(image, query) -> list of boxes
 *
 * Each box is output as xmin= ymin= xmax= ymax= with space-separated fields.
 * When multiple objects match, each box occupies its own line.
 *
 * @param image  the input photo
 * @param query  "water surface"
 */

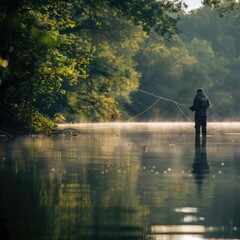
xmin=1 ymin=122 xmax=240 ymax=240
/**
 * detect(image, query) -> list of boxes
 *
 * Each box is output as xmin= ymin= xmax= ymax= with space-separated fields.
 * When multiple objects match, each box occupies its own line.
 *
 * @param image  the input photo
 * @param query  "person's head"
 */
xmin=197 ymin=88 xmax=203 ymax=94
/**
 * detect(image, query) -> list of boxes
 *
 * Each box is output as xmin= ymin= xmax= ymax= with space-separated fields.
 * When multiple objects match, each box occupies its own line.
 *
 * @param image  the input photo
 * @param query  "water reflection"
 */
xmin=0 ymin=134 xmax=146 ymax=240
xmin=1 ymin=123 xmax=240 ymax=239
xmin=192 ymin=136 xmax=209 ymax=186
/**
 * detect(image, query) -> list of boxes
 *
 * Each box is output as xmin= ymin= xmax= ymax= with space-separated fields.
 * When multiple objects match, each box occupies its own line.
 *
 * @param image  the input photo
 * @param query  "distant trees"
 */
xmin=125 ymin=34 xmax=197 ymax=120
xmin=126 ymin=6 xmax=240 ymax=121
xmin=203 ymin=0 xmax=240 ymax=17
xmin=176 ymin=6 xmax=240 ymax=120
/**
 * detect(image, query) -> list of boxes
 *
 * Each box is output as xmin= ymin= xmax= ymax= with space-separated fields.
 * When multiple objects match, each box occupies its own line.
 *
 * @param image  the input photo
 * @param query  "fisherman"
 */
xmin=189 ymin=88 xmax=210 ymax=137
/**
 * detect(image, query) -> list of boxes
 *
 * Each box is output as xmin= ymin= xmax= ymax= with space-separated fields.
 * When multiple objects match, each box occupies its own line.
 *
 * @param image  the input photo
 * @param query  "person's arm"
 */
xmin=189 ymin=97 xmax=197 ymax=111
xmin=189 ymin=105 xmax=195 ymax=111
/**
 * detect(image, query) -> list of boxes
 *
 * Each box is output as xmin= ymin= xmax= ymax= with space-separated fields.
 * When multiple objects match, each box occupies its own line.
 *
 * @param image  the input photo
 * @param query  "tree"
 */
xmin=0 ymin=0 xmax=23 ymax=67
xmin=0 ymin=1 xmax=91 ymax=133
xmin=179 ymin=7 xmax=240 ymax=119
xmin=126 ymin=7 xmax=240 ymax=121
xmin=203 ymin=0 xmax=240 ymax=17
xmin=125 ymin=34 xmax=197 ymax=120
xmin=0 ymin=0 xmax=182 ymax=133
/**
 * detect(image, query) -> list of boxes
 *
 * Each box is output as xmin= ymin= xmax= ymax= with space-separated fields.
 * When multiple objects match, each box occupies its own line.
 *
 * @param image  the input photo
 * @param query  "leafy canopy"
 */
xmin=0 ymin=0 xmax=182 ymax=132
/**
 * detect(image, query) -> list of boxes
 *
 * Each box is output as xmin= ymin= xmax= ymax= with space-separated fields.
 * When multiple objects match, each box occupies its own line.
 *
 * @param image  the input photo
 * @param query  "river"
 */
xmin=1 ymin=122 xmax=240 ymax=240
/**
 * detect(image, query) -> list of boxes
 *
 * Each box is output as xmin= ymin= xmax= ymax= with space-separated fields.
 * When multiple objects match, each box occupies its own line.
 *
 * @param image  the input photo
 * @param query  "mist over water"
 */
xmin=1 ymin=122 xmax=240 ymax=239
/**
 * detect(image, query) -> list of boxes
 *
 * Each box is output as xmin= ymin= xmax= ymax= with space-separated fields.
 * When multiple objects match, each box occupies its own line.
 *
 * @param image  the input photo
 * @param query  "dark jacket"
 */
xmin=190 ymin=92 xmax=210 ymax=121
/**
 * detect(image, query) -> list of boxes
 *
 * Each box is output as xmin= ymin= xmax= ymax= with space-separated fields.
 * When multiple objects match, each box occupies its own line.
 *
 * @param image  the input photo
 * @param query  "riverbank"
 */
xmin=0 ymin=106 xmax=30 ymax=137
xmin=0 ymin=120 xmax=29 ymax=138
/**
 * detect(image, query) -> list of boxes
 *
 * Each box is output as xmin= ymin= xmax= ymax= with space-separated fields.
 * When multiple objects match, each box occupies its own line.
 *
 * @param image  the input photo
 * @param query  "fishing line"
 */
xmin=128 ymin=97 xmax=161 ymax=121
xmin=128 ymin=89 xmax=191 ymax=121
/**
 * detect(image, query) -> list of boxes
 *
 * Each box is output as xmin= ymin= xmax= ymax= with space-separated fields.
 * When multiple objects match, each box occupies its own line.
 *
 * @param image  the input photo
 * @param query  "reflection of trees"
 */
xmin=0 ymin=133 xmax=146 ymax=239
xmin=0 ymin=129 xmax=223 ymax=240
xmin=88 ymin=153 xmax=148 ymax=239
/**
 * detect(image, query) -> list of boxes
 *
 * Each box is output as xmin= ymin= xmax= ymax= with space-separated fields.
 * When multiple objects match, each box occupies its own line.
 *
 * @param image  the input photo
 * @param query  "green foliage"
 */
xmin=126 ymin=6 xmax=240 ymax=121
xmin=2 ymin=1 xmax=240 ymax=125
xmin=107 ymin=0 xmax=182 ymax=37
xmin=179 ymin=7 xmax=240 ymax=119
xmin=203 ymin=0 xmax=240 ymax=17
xmin=0 ymin=0 xmax=182 ymax=132
xmin=127 ymin=34 xmax=197 ymax=120
xmin=61 ymin=3 xmax=144 ymax=121
xmin=13 ymin=103 xmax=56 ymax=133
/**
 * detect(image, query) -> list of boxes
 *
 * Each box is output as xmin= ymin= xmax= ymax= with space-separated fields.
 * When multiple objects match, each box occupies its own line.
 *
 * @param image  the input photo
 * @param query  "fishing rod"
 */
xmin=128 ymin=89 xmax=191 ymax=121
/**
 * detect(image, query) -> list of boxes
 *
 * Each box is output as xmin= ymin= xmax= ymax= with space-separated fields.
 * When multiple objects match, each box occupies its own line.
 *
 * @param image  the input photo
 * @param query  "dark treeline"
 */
xmin=0 ymin=0 xmax=240 ymax=134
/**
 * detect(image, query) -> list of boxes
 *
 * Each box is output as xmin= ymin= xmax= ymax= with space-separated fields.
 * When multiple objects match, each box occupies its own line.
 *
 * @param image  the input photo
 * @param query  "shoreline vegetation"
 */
xmin=0 ymin=0 xmax=181 ymax=136
xmin=0 ymin=110 xmax=30 ymax=138
xmin=1 ymin=2 xmax=240 ymax=136
xmin=0 ymin=106 xmax=56 ymax=137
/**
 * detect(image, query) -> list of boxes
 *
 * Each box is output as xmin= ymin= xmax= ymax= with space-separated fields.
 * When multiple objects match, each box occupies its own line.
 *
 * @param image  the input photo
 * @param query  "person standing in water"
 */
xmin=189 ymin=88 xmax=210 ymax=137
